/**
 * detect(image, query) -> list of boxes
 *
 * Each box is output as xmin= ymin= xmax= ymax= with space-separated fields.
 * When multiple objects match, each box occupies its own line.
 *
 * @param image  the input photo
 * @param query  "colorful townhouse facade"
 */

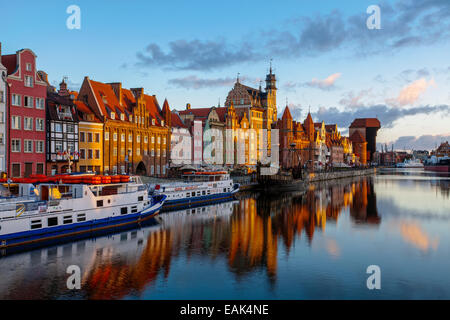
xmin=170 ymin=111 xmax=192 ymax=165
xmin=0 ymin=44 xmax=7 ymax=174
xmin=1 ymin=46 xmax=47 ymax=177
xmin=76 ymin=77 xmax=170 ymax=176
xmin=45 ymin=79 xmax=79 ymax=174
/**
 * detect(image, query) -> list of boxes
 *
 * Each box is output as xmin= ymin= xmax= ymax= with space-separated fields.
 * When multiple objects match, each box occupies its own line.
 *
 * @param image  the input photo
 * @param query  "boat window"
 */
xmin=97 ymin=200 xmax=103 ymax=207
xmin=228 ymin=188 xmax=230 ymax=192
xmin=192 ymin=192 xmax=195 ymax=197
xmin=223 ymin=188 xmax=226 ymax=192
xmin=186 ymin=193 xmax=190 ymax=197
xmin=131 ymin=206 xmax=138 ymax=213
xmin=202 ymin=191 xmax=206 ymax=195
xmin=138 ymin=196 xmax=144 ymax=202
xmin=197 ymin=191 xmax=201 ymax=196
xmin=77 ymin=213 xmax=86 ymax=222
xmin=63 ymin=216 xmax=73 ymax=224
xmin=47 ymin=217 xmax=58 ymax=227
xmin=31 ymin=219 xmax=42 ymax=230
xmin=207 ymin=190 xmax=210 ymax=195
xmin=121 ymin=207 xmax=128 ymax=215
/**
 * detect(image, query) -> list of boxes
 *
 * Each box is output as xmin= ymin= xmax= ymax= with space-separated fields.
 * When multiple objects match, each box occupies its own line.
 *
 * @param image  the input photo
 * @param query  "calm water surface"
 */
xmin=0 ymin=169 xmax=449 ymax=299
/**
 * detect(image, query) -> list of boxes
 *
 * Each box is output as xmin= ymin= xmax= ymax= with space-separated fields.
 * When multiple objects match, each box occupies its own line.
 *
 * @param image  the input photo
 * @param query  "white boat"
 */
xmin=0 ymin=176 xmax=166 ymax=249
xmin=151 ymin=171 xmax=239 ymax=211
xmin=396 ymin=159 xmax=424 ymax=168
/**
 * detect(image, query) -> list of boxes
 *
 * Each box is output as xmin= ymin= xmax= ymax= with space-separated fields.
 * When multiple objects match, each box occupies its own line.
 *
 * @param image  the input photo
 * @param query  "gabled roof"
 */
xmin=75 ymin=100 xmax=102 ymax=123
xmin=171 ymin=112 xmax=186 ymax=128
xmin=215 ymin=107 xmax=228 ymax=122
xmin=282 ymin=106 xmax=293 ymax=120
xmin=0 ymin=54 xmax=17 ymax=75
xmin=349 ymin=130 xmax=366 ymax=143
xmin=179 ymin=107 xmax=211 ymax=118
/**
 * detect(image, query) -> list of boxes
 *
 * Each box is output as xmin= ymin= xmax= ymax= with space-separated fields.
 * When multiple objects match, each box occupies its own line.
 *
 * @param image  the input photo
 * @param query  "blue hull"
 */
xmin=162 ymin=191 xmax=238 ymax=212
xmin=0 ymin=195 xmax=166 ymax=249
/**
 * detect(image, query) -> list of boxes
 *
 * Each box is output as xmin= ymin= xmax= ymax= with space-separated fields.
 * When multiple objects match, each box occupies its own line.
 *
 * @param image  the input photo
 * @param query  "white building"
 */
xmin=0 ymin=43 xmax=7 ymax=173
xmin=170 ymin=112 xmax=192 ymax=165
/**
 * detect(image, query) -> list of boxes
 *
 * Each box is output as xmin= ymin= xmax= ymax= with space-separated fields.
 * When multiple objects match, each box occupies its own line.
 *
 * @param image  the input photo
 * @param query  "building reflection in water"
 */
xmin=81 ymin=177 xmax=380 ymax=298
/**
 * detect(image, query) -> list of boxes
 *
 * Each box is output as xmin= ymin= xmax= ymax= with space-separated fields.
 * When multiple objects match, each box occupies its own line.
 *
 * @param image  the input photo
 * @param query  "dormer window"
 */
xmin=120 ymin=113 xmax=124 ymax=121
xmin=129 ymin=115 xmax=133 ymax=122
xmin=152 ymin=119 xmax=155 ymax=126
xmin=111 ymin=112 xmax=115 ymax=120
xmin=102 ymin=96 xmax=107 ymax=104
xmin=161 ymin=120 xmax=164 ymax=127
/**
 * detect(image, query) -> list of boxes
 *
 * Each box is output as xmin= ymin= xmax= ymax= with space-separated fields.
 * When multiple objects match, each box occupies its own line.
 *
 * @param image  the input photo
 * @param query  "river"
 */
xmin=0 ymin=169 xmax=449 ymax=299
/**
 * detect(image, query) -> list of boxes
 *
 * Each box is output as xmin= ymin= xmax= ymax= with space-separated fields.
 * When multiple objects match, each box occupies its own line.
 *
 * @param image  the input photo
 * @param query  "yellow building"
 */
xmin=75 ymin=100 xmax=103 ymax=173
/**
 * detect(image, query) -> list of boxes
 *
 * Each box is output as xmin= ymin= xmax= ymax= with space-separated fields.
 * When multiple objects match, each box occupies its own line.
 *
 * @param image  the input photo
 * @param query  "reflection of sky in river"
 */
xmin=0 ymin=171 xmax=449 ymax=299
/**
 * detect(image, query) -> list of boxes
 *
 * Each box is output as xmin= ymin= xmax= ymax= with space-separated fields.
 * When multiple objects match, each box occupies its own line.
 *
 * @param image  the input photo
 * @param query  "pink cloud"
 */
xmin=388 ymin=78 xmax=436 ymax=106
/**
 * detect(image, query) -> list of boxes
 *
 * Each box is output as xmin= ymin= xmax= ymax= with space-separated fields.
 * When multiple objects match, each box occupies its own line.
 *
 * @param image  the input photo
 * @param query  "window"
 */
xmin=151 ymin=149 xmax=154 ymax=157
xmin=163 ymin=137 xmax=166 ymax=145
xmin=80 ymin=132 xmax=85 ymax=142
xmin=88 ymin=149 xmax=93 ymax=159
xmin=121 ymin=207 xmax=128 ymax=215
xmin=55 ymin=123 xmax=62 ymax=132
xmin=36 ymin=118 xmax=44 ymax=131
xmin=0 ymin=91 xmax=4 ymax=103
xmin=36 ymin=163 xmax=44 ymax=174
xmin=67 ymin=124 xmax=75 ymax=133
xmin=161 ymin=120 xmax=164 ymax=126
xmin=11 ymin=94 xmax=21 ymax=106
xmin=80 ymin=149 xmax=86 ymax=159
xmin=110 ymin=112 xmax=115 ymax=120
xmin=77 ymin=213 xmax=86 ymax=222
xmin=31 ymin=219 xmax=42 ymax=230
xmin=0 ymin=133 xmax=3 ymax=144
xmin=121 ymin=148 xmax=125 ymax=156
xmin=129 ymin=115 xmax=133 ymax=122
xmin=63 ymin=216 xmax=73 ymax=225
xmin=24 ymin=96 xmax=33 ymax=108
xmin=152 ymin=119 xmax=155 ymax=125
xmin=36 ymin=141 xmax=44 ymax=153
xmin=138 ymin=196 xmax=144 ymax=202
xmin=113 ymin=133 xmax=117 ymax=141
xmin=26 ymin=63 xmax=32 ymax=71
xmin=121 ymin=133 xmax=125 ymax=142
xmin=136 ymin=148 xmax=140 ymax=156
xmin=144 ymin=136 xmax=148 ymax=143
xmin=24 ymin=75 xmax=33 ymax=87
xmin=24 ymin=140 xmax=33 ymax=153
xmin=157 ymin=137 xmax=161 ymax=144
xmin=97 ymin=200 xmax=103 ymax=207
xmin=95 ymin=133 xmax=100 ymax=143
xmin=12 ymin=164 xmax=20 ymax=177
xmin=11 ymin=139 xmax=21 ymax=152
xmin=47 ymin=217 xmax=58 ymax=227
xmin=131 ymin=206 xmax=138 ymax=213
xmin=137 ymin=135 xmax=140 ymax=143
xmin=36 ymin=98 xmax=45 ymax=109
xmin=120 ymin=113 xmax=124 ymax=121
xmin=128 ymin=134 xmax=132 ymax=142
xmin=151 ymin=136 xmax=155 ymax=143
xmin=95 ymin=149 xmax=100 ymax=159
xmin=113 ymin=147 xmax=117 ymax=156
xmin=55 ymin=141 xmax=63 ymax=153
xmin=88 ymin=132 xmax=93 ymax=142
xmin=24 ymin=117 xmax=33 ymax=130
xmin=105 ymin=132 xmax=109 ymax=141
xmin=11 ymin=116 xmax=21 ymax=130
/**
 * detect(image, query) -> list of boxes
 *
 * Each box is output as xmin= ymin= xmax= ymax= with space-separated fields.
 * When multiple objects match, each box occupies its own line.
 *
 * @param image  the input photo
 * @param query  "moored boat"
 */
xmin=0 ymin=175 xmax=166 ymax=249
xmin=152 ymin=171 xmax=239 ymax=211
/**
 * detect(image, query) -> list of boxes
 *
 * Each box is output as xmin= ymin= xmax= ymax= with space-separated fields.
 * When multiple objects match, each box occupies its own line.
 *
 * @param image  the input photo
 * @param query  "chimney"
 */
xmin=130 ymin=87 xmax=144 ymax=99
xmin=58 ymin=78 xmax=69 ymax=96
xmin=109 ymin=82 xmax=122 ymax=105
xmin=186 ymin=103 xmax=191 ymax=110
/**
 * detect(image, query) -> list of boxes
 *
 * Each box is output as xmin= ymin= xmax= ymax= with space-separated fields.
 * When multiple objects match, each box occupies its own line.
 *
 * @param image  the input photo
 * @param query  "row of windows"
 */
xmin=54 ymin=123 xmax=76 ymax=133
xmin=11 ymin=163 xmax=44 ymax=177
xmin=30 ymin=213 xmax=86 ymax=230
xmin=11 ymin=94 xmax=45 ymax=109
xmin=103 ymin=165 xmax=166 ymax=175
xmin=11 ymin=139 xmax=45 ymax=153
xmin=105 ymin=132 xmax=166 ymax=145
xmin=111 ymin=147 xmax=166 ymax=157
xmin=184 ymin=188 xmax=230 ymax=198
xmin=11 ymin=116 xmax=45 ymax=131
xmin=79 ymin=148 xmax=101 ymax=160
xmin=109 ymin=112 xmax=165 ymax=127
xmin=80 ymin=131 xmax=100 ymax=143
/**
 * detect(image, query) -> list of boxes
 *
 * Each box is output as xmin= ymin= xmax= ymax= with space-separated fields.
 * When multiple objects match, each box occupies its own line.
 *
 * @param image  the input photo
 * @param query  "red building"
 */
xmin=1 ymin=48 xmax=47 ymax=177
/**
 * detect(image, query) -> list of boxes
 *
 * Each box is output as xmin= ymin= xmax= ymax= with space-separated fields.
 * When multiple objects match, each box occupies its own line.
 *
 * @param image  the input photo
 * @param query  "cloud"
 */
xmin=168 ymin=75 xmax=236 ymax=89
xmin=303 ymin=73 xmax=342 ymax=90
xmin=312 ymin=104 xmax=450 ymax=129
xmin=379 ymin=134 xmax=450 ymax=150
xmin=136 ymin=39 xmax=258 ymax=71
xmin=134 ymin=1 xmax=450 ymax=71
xmin=339 ymin=89 xmax=373 ymax=107
xmin=387 ymin=78 xmax=436 ymax=106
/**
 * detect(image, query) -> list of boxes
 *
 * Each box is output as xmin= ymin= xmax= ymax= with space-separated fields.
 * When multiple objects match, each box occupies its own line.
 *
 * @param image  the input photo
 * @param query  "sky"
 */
xmin=1 ymin=0 xmax=449 ymax=151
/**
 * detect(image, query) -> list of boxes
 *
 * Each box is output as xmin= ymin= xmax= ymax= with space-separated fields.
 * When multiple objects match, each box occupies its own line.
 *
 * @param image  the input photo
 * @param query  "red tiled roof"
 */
xmin=179 ymin=107 xmax=211 ymax=118
xmin=171 ymin=113 xmax=186 ymax=128
xmin=349 ymin=118 xmax=381 ymax=128
xmin=75 ymin=100 xmax=102 ymax=123
xmin=1 ymin=54 xmax=17 ymax=75
xmin=143 ymin=94 xmax=163 ymax=125
xmin=215 ymin=107 xmax=228 ymax=122
xmin=349 ymin=130 xmax=366 ymax=143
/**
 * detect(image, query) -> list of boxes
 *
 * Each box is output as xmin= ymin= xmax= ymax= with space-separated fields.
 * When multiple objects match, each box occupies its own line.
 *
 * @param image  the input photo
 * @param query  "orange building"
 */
xmin=76 ymin=77 xmax=170 ymax=176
